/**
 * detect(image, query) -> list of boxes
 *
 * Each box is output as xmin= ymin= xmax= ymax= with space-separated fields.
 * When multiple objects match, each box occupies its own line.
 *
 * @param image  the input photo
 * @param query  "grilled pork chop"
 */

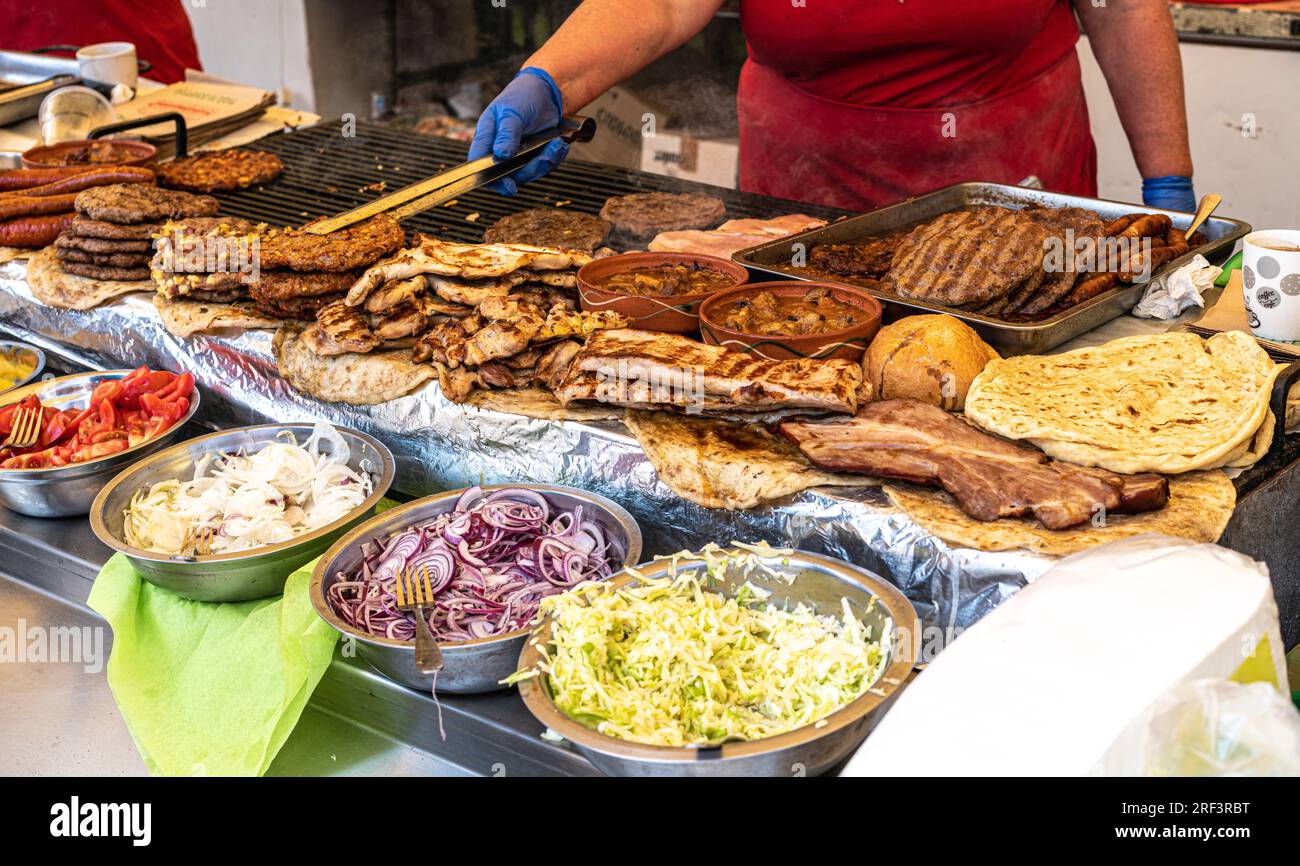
xmin=310 ymin=301 xmax=378 ymax=355
xmin=556 ymin=329 xmax=861 ymax=416
xmin=779 ymin=399 xmax=1168 ymax=530
xmin=889 ymin=208 xmax=1049 ymax=308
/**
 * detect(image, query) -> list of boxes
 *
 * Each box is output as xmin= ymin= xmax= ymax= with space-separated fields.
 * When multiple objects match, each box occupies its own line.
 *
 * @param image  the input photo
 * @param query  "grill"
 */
xmin=214 ymin=119 xmax=847 ymax=239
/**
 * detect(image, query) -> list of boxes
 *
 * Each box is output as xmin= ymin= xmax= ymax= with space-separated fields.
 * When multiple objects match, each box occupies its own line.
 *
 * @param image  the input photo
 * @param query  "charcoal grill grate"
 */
xmin=211 ymin=120 xmax=847 ymax=240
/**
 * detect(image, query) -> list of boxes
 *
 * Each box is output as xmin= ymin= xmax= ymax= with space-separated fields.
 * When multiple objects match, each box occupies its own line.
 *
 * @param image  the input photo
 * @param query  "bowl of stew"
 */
xmin=577 ymin=252 xmax=749 ymax=334
xmin=22 ymin=139 xmax=157 ymax=169
xmin=698 ymin=281 xmax=882 ymax=362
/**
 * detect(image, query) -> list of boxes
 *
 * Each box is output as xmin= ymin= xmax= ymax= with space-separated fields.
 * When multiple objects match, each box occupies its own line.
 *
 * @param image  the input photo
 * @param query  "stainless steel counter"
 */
xmin=0 ymin=501 xmax=599 ymax=777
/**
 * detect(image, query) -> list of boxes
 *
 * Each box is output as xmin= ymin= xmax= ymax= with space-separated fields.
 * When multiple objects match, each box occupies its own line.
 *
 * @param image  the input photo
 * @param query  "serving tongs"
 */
xmin=304 ymin=115 xmax=596 ymax=236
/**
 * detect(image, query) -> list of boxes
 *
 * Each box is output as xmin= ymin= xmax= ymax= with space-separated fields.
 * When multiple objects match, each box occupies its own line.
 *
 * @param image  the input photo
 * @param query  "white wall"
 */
xmin=183 ymin=0 xmax=315 ymax=111
xmin=1079 ymin=35 xmax=1300 ymax=231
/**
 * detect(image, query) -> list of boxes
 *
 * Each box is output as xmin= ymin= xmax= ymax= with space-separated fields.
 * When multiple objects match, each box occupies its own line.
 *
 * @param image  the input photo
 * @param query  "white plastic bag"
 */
xmin=843 ymin=536 xmax=1288 ymax=776
xmin=1139 ymin=679 xmax=1300 ymax=776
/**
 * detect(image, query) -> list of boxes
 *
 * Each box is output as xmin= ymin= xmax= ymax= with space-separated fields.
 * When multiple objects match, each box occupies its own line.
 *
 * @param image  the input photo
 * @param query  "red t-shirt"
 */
xmin=740 ymin=0 xmax=1080 ymax=108
xmin=1 ymin=0 xmax=201 ymax=84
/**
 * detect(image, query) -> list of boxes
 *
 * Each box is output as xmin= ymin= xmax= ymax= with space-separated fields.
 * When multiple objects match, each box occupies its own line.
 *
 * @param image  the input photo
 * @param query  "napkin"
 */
xmin=87 ymin=554 xmax=338 ymax=777
xmin=1132 ymin=253 xmax=1221 ymax=319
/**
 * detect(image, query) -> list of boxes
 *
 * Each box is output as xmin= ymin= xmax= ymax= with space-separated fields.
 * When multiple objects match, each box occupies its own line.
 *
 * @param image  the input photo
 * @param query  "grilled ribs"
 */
xmin=779 ymin=399 xmax=1168 ymax=530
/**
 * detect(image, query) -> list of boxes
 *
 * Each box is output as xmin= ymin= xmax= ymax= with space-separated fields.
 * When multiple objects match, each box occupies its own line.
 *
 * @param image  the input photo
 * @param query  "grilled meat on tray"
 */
xmin=779 ymin=399 xmax=1168 ymax=530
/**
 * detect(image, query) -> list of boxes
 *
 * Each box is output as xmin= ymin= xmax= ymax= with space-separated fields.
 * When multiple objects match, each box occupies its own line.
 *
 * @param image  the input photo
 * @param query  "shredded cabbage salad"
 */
xmin=510 ymin=543 xmax=887 ymax=747
xmin=123 ymin=423 xmax=371 ymax=554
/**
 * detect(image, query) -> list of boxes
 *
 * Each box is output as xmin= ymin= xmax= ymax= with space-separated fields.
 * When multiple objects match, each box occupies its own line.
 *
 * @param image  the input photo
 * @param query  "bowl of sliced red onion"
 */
xmin=309 ymin=483 xmax=642 ymax=694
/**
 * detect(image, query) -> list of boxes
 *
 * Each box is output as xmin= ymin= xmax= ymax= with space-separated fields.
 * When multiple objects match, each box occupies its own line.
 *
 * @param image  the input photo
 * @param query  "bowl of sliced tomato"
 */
xmin=0 ymin=366 xmax=200 ymax=517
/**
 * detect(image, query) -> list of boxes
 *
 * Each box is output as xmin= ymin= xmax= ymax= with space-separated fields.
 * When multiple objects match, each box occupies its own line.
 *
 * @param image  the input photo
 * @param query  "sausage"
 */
xmin=0 ymin=212 xmax=75 ymax=248
xmin=0 ymin=166 xmax=154 ymax=198
xmin=1163 ymin=227 xmax=1190 ymax=258
xmin=0 ymin=193 xmax=80 ymax=221
xmin=0 ymin=166 xmax=108 ymax=192
xmin=1103 ymin=215 xmax=1136 ymax=237
xmin=1120 ymin=213 xmax=1173 ymax=240
xmin=1120 ymin=245 xmax=1180 ymax=282
xmin=1064 ymin=273 xmax=1120 ymax=307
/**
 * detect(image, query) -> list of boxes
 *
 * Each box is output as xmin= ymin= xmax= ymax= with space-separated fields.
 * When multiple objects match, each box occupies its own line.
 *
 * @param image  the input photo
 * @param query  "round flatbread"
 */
xmin=26 ymin=246 xmax=150 ymax=309
xmin=157 ymin=148 xmax=284 ymax=192
xmin=884 ymin=469 xmax=1236 ymax=556
xmin=964 ymin=331 xmax=1284 ymax=474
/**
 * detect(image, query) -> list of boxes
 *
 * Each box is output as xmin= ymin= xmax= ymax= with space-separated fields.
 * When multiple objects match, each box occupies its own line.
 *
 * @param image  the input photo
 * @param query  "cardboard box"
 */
xmin=569 ymin=86 xmax=663 ymax=172
xmin=639 ymin=129 xmax=739 ymax=189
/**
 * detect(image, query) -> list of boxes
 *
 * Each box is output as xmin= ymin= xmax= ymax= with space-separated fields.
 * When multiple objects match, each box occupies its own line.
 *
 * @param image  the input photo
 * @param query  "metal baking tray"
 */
xmin=733 ymin=182 xmax=1252 ymax=355
xmin=0 ymin=50 xmax=80 ymax=127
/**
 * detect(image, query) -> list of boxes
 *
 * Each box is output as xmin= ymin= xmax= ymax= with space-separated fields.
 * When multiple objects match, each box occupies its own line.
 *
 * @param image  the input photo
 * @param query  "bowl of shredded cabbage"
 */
xmin=511 ymin=542 xmax=919 ymax=777
xmin=309 ymin=483 xmax=642 ymax=694
xmin=91 ymin=422 xmax=394 ymax=602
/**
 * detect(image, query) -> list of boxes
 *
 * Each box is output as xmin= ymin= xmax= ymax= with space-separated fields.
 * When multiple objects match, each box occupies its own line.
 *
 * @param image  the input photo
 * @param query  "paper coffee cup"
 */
xmin=77 ymin=42 xmax=138 ymax=91
xmin=1242 ymin=230 xmax=1300 ymax=343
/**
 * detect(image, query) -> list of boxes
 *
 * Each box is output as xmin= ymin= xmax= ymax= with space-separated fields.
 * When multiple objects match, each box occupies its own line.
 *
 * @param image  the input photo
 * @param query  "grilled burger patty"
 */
xmin=250 ymin=290 xmax=345 ymax=320
xmin=482 ymin=208 xmax=611 ymax=252
xmin=246 ymin=269 xmax=361 ymax=300
xmin=599 ymin=192 xmax=726 ymax=244
xmin=74 ymin=184 xmax=220 ymax=224
xmin=67 ymin=216 xmax=161 ymax=241
xmin=259 ymin=215 xmax=405 ymax=272
xmin=60 ymin=261 xmax=152 ymax=281
xmin=157 ymin=148 xmax=285 ymax=192
xmin=55 ymin=248 xmax=152 ymax=268
xmin=55 ymin=234 xmax=152 ymax=254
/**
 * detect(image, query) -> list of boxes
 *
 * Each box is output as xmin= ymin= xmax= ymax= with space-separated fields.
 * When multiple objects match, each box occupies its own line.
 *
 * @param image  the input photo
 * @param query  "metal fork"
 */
xmin=1 ymin=405 xmax=43 ymax=450
xmin=393 ymin=564 xmax=445 ymax=674
xmin=182 ymin=525 xmax=214 ymax=557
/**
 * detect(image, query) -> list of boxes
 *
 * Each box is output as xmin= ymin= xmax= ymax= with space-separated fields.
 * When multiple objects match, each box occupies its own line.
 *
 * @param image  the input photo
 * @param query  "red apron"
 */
xmin=737 ymin=3 xmax=1097 ymax=210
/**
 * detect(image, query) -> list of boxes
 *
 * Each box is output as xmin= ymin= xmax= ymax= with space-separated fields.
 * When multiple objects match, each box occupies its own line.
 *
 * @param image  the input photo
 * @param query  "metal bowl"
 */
xmin=0 ymin=369 xmax=200 ymax=518
xmin=0 ymin=340 xmax=46 ymax=395
xmin=309 ymin=484 xmax=643 ymax=694
xmin=91 ymin=423 xmax=395 ymax=603
xmin=516 ymin=548 xmax=919 ymax=777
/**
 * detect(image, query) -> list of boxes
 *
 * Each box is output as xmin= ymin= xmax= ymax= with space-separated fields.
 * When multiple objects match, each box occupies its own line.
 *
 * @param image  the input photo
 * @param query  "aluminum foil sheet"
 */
xmin=0 ymin=261 xmax=1055 ymax=642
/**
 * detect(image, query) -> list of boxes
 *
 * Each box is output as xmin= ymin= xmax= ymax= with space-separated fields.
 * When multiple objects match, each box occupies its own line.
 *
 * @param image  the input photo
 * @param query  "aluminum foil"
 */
xmin=0 ymin=261 xmax=1055 ymax=641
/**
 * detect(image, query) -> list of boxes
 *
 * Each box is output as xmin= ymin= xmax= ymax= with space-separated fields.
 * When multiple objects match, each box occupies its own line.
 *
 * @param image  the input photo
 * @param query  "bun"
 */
xmin=862 ymin=315 xmax=999 ymax=411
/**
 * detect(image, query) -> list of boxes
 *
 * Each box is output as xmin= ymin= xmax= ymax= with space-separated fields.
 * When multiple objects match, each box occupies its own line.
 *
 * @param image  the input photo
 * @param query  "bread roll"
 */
xmin=862 ymin=315 xmax=999 ymax=411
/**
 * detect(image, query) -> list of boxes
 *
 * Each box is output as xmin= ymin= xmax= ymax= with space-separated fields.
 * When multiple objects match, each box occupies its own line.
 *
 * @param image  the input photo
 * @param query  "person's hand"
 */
xmin=468 ymin=67 xmax=569 ymax=196
xmin=1141 ymin=175 xmax=1196 ymax=213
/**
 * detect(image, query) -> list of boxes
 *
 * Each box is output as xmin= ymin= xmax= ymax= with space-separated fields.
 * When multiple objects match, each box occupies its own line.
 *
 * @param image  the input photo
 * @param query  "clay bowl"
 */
xmin=22 ymin=139 xmax=156 ymax=169
xmin=698 ymin=281 xmax=883 ymax=362
xmin=576 ymin=252 xmax=749 ymax=334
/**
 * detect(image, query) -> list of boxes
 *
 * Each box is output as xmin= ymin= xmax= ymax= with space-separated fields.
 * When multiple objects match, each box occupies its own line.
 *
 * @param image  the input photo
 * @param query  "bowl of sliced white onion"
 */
xmin=90 ymin=423 xmax=394 ymax=602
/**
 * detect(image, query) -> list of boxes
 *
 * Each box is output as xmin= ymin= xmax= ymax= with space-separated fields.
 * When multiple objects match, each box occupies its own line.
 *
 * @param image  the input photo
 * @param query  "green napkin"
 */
xmin=87 ymin=553 xmax=339 ymax=777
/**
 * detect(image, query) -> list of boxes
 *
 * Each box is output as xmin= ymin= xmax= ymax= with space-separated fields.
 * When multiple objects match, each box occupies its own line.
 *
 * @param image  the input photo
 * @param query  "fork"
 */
xmin=393 ymin=564 xmax=445 ymax=675
xmin=182 ymin=525 xmax=214 ymax=558
xmin=1 ymin=405 xmax=43 ymax=450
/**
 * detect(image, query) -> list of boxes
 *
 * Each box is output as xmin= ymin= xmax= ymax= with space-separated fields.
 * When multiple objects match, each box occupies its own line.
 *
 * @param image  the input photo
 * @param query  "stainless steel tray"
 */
xmin=0 ymin=50 xmax=81 ymax=127
xmin=733 ymin=182 xmax=1251 ymax=355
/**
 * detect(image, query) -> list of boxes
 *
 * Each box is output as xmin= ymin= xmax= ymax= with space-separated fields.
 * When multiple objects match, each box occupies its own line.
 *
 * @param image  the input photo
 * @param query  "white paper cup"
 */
xmin=1242 ymin=230 xmax=1300 ymax=343
xmin=77 ymin=41 xmax=138 ymax=90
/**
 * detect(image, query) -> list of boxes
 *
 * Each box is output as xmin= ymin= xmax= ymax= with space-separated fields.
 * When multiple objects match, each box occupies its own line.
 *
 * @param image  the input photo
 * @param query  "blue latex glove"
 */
xmin=1141 ymin=175 xmax=1196 ymax=213
xmin=468 ymin=67 xmax=569 ymax=196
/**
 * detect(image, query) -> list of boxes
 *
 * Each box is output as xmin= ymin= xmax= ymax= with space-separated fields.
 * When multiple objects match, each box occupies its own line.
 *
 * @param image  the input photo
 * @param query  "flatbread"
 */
xmin=624 ymin=410 xmax=878 ymax=510
xmin=883 ymin=469 xmax=1235 ymax=556
xmin=965 ymin=332 xmax=1283 ymax=474
xmin=0 ymin=245 xmax=33 ymax=264
xmin=25 ymin=246 xmax=149 ymax=310
xmin=464 ymin=386 xmax=624 ymax=421
xmin=274 ymin=323 xmax=434 ymax=405
xmin=153 ymin=294 xmax=282 ymax=337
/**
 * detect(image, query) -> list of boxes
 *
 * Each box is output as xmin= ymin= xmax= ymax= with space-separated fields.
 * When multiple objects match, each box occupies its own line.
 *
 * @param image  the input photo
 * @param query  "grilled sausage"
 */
xmin=0 ymin=212 xmax=75 ymax=247
xmin=1120 ymin=245 xmax=1180 ymax=282
xmin=1120 ymin=213 xmax=1173 ymax=240
xmin=1064 ymin=272 xmax=1121 ymax=307
xmin=1102 ymin=215 xmax=1136 ymax=237
xmin=0 ymin=166 xmax=103 ymax=192
xmin=1163 ymin=228 xmax=1190 ymax=258
xmin=0 ymin=166 xmax=153 ymax=198
xmin=0 ymin=193 xmax=80 ymax=221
